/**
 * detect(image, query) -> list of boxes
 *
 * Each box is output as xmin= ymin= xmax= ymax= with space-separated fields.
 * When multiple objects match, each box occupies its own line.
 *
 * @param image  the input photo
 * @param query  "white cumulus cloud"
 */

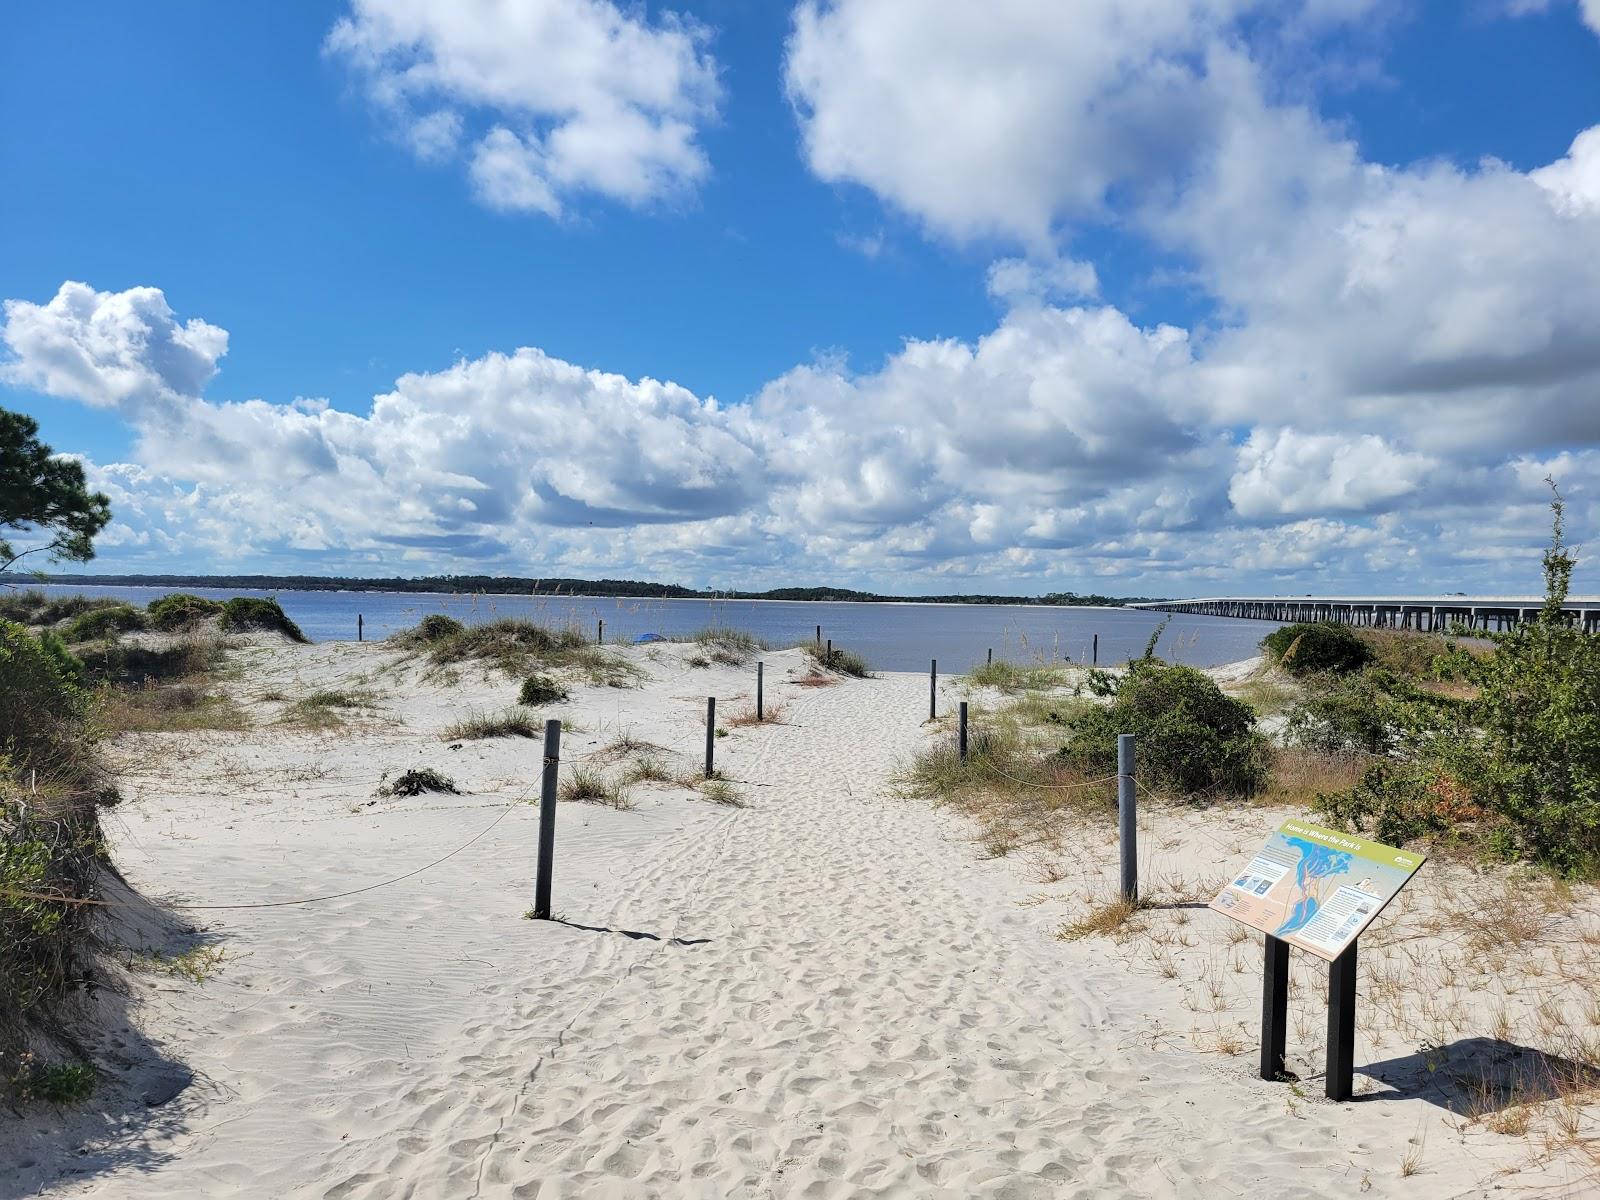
xmin=326 ymin=0 xmax=720 ymax=217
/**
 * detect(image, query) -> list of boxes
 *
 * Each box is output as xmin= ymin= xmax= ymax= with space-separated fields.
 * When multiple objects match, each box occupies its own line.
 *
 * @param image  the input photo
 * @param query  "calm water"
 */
xmin=30 ymin=584 xmax=1281 ymax=671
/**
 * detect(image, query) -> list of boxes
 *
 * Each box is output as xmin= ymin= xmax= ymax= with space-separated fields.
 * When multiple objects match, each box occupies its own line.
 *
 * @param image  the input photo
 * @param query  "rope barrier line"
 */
xmin=965 ymin=755 xmax=1119 ymax=793
xmin=0 ymin=787 xmax=532 ymax=913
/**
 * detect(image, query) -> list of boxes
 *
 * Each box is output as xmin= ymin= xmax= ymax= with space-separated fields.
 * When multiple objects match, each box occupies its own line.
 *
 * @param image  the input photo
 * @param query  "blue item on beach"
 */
xmin=633 ymin=632 xmax=667 ymax=643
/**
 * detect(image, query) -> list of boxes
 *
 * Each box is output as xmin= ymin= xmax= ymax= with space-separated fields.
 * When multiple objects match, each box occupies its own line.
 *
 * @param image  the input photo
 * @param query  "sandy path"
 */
xmin=273 ymin=672 xmax=1447 ymax=1198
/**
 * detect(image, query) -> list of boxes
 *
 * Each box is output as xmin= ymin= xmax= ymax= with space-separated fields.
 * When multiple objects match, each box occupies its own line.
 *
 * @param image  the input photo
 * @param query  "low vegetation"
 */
xmin=101 ymin=683 xmax=248 ymax=734
xmin=966 ymin=660 xmax=1073 ymax=693
xmin=441 ymin=707 xmax=540 ymax=741
xmin=1303 ymin=486 xmax=1600 ymax=878
xmin=1067 ymin=659 xmax=1270 ymax=798
xmin=689 ymin=627 xmax=764 ymax=665
xmin=0 ymin=619 xmax=110 ymax=1104
xmin=726 ymin=700 xmax=786 ymax=727
xmin=218 ymin=596 xmax=308 ymax=642
xmin=1262 ymin=621 xmax=1372 ymax=676
xmin=559 ymin=765 xmax=632 ymax=809
xmin=278 ymin=688 xmax=382 ymax=729
xmin=375 ymin=767 xmax=459 ymax=798
xmin=698 ymin=777 xmax=746 ymax=807
xmin=399 ymin=616 xmax=641 ymax=688
xmin=0 ymin=590 xmax=120 ymax=627
xmin=802 ymin=641 xmax=872 ymax=678
xmin=145 ymin=593 xmax=224 ymax=631
xmin=388 ymin=613 xmax=464 ymax=648
xmin=63 ymin=602 xmax=147 ymax=641
xmin=518 ymin=673 xmax=569 ymax=706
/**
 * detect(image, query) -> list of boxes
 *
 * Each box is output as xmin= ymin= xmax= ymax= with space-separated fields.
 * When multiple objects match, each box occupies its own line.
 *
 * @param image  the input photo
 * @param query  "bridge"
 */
xmin=1128 ymin=595 xmax=1600 ymax=634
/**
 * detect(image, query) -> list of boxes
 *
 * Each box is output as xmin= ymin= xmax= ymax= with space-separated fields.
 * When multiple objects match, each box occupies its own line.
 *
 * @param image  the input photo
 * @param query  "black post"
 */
xmin=705 ymin=696 xmax=716 ymax=777
xmin=1325 ymin=944 xmax=1357 ymax=1100
xmin=816 ymin=624 xmax=822 ymax=645
xmin=1092 ymin=633 xmax=1098 ymax=666
xmin=1117 ymin=734 xmax=1136 ymax=902
xmin=987 ymin=647 xmax=992 ymax=665
xmin=756 ymin=661 xmax=764 ymax=722
xmin=597 ymin=618 xmax=604 ymax=645
xmin=826 ymin=638 xmax=832 ymax=664
xmin=1261 ymin=934 xmax=1290 ymax=1080
xmin=533 ymin=718 xmax=561 ymax=920
xmin=958 ymin=701 xmax=968 ymax=763
xmin=357 ymin=613 xmax=363 ymax=642
xmin=929 ymin=659 xmax=938 ymax=720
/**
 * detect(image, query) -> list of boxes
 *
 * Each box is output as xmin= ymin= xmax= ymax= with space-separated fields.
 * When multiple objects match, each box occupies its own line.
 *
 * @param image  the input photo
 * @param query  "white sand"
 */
xmin=5 ymin=639 xmax=1597 ymax=1197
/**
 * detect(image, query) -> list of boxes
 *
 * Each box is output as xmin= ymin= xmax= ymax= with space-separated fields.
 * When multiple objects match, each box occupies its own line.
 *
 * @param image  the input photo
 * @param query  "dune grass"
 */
xmin=441 ymin=707 xmax=541 ymax=741
xmin=278 ymin=688 xmax=382 ymax=729
xmin=559 ymin=765 xmax=633 ymax=810
xmin=689 ymin=627 xmax=765 ymax=665
xmin=101 ymin=683 xmax=249 ymax=734
xmin=966 ymin=660 xmax=1074 ymax=693
xmin=725 ymin=701 xmax=787 ymax=727
xmin=401 ymin=617 xmax=642 ymax=688
xmin=801 ymin=642 xmax=872 ymax=678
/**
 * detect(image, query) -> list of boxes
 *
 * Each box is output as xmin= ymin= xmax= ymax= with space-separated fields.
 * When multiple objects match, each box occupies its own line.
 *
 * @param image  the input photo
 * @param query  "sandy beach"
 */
xmin=4 ymin=635 xmax=1597 ymax=1198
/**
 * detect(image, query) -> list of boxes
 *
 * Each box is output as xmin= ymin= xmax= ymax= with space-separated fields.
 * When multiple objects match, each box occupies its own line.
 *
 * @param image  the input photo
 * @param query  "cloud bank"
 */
xmin=3 ymin=274 xmax=1592 ymax=593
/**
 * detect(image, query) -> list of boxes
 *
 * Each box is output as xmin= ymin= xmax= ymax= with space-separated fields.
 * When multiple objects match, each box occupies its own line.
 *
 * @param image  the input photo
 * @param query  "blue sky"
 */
xmin=3 ymin=1 xmax=1600 ymax=594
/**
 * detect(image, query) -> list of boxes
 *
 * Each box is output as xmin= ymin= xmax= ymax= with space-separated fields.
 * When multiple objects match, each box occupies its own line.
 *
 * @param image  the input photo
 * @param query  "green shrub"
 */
xmin=64 ymin=603 xmax=147 ymax=641
xmin=146 ymin=593 xmax=224 ymax=631
xmin=1284 ymin=671 xmax=1397 ymax=756
xmin=518 ymin=674 xmax=570 ymax=706
xmin=390 ymin=613 xmax=465 ymax=647
xmin=12 ymin=1059 xmax=96 ymax=1105
xmin=1262 ymin=622 xmax=1372 ymax=676
xmin=218 ymin=597 xmax=307 ymax=642
xmin=0 ymin=621 xmax=90 ymax=781
xmin=0 ymin=592 xmax=122 ymax=627
xmin=1315 ymin=484 xmax=1600 ymax=876
xmin=1063 ymin=659 xmax=1269 ymax=798
xmin=1 ymin=624 xmax=107 ymax=1094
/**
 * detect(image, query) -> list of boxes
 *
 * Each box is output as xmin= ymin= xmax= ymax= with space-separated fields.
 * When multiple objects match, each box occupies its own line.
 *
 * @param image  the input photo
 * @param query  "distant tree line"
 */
xmin=38 ymin=573 xmax=1146 ymax=607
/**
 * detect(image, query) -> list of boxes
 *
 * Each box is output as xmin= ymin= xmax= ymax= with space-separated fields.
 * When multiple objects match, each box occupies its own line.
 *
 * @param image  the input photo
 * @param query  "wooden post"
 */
xmin=929 ymin=659 xmax=938 ymax=720
xmin=987 ymin=647 xmax=992 ymax=665
xmin=597 ymin=618 xmax=604 ymax=645
xmin=532 ymin=719 xmax=561 ymax=920
xmin=816 ymin=624 xmax=822 ymax=645
xmin=1092 ymin=633 xmax=1098 ymax=666
xmin=756 ymin=661 xmax=764 ymax=722
xmin=1325 ymin=944 xmax=1357 ymax=1100
xmin=705 ymin=696 xmax=716 ymax=778
xmin=357 ymin=613 xmax=364 ymax=642
xmin=1117 ymin=734 xmax=1137 ymax=902
xmin=958 ymin=701 xmax=968 ymax=763
xmin=1261 ymin=934 xmax=1289 ymax=1080
xmin=826 ymin=638 xmax=832 ymax=665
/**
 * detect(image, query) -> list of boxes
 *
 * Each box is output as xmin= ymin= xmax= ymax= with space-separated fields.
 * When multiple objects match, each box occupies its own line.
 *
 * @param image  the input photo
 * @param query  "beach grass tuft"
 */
xmin=441 ymin=706 xmax=541 ymax=741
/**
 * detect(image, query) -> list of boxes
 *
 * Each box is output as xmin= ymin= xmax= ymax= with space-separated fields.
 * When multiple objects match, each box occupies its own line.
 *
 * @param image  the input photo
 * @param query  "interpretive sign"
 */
xmin=1209 ymin=819 xmax=1425 ymax=962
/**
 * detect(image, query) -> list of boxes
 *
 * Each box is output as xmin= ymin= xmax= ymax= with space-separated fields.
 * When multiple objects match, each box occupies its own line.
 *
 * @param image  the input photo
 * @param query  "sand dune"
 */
xmin=5 ymin=639 xmax=1595 ymax=1198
